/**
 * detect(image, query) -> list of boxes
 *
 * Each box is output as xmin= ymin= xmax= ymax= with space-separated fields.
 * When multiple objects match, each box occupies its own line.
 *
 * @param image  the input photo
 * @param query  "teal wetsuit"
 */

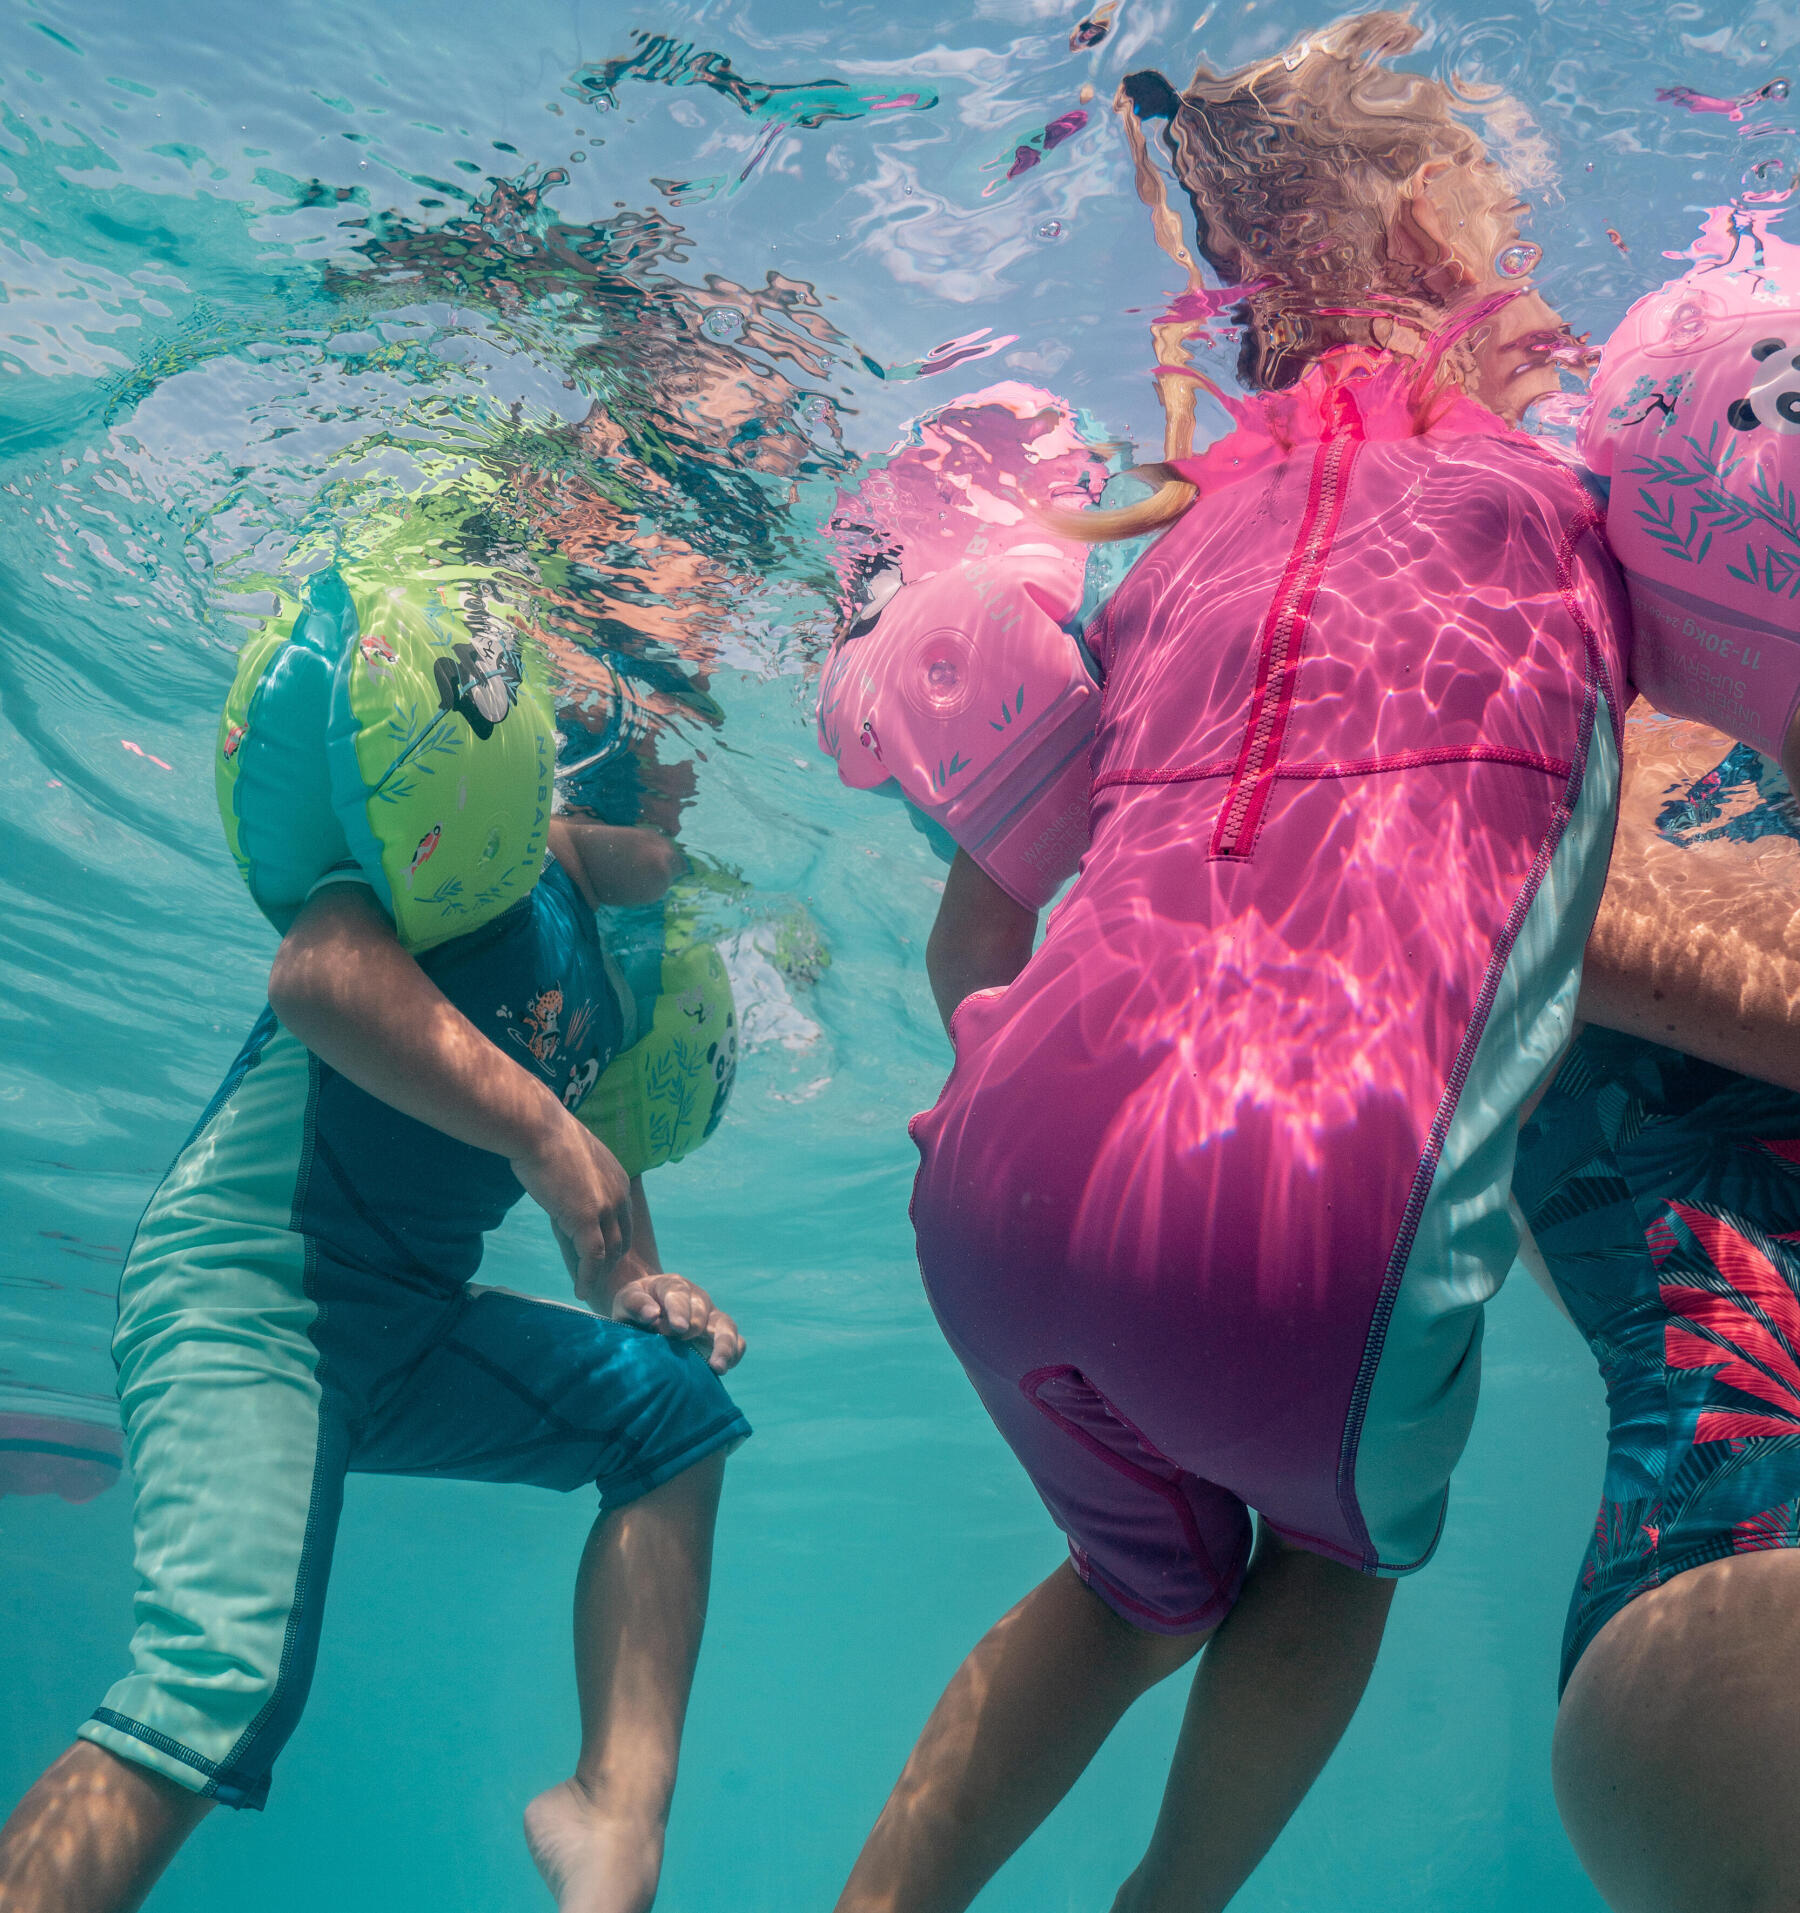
xmin=79 ymin=859 xmax=749 ymax=1809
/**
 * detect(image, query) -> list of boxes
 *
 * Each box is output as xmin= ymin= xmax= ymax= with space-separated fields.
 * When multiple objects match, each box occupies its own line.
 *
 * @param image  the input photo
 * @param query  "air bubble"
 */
xmin=1037 ymin=219 xmax=1064 ymax=240
xmin=1766 ymin=78 xmax=1791 ymax=101
xmin=1495 ymin=242 xmax=1541 ymax=278
xmin=701 ymin=308 xmax=745 ymax=343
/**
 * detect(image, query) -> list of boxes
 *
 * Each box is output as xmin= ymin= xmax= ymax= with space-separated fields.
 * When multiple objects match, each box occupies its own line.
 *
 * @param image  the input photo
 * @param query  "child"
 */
xmin=0 ymin=811 xmax=747 ymax=1913
xmin=830 ymin=15 xmax=1635 ymax=1910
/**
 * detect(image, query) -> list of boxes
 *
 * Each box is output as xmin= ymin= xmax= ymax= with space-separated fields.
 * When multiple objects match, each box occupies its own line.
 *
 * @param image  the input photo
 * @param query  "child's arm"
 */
xmin=268 ymin=885 xmax=721 ymax=1352
xmin=549 ymin=816 xmax=687 ymax=909
xmin=1578 ymin=707 xmax=1800 ymax=1095
xmin=926 ymin=849 xmax=1039 ymax=1034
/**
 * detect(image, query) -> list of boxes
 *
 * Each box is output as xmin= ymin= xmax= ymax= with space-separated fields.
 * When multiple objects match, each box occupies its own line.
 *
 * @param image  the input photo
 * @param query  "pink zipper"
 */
xmin=1210 ymin=384 xmax=1365 ymax=860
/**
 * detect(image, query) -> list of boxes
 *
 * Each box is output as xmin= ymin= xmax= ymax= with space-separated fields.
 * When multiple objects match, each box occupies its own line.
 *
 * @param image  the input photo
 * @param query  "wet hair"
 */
xmin=1053 ymin=10 xmax=1529 ymax=544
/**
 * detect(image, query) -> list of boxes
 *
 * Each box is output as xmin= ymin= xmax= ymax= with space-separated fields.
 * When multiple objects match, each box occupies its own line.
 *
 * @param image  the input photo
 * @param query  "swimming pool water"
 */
xmin=1 ymin=0 xmax=1792 ymax=1904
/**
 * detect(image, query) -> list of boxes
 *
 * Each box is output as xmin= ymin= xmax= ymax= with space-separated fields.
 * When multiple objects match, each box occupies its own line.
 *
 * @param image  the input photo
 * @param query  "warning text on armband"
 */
xmin=959 ymin=534 xmax=1021 ymax=634
xmin=1018 ymin=797 xmax=1086 ymax=874
xmin=1640 ymin=595 xmax=1783 ymax=750
xmin=1643 ymin=595 xmax=1768 ymax=683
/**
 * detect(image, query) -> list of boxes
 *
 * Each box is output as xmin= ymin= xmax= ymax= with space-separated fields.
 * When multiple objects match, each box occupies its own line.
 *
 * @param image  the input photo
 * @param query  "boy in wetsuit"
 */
xmin=0 ymin=817 xmax=747 ymax=1913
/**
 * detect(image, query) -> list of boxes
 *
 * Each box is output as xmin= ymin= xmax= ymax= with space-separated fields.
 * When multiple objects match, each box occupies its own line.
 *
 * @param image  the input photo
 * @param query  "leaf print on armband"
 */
xmin=1628 ymin=419 xmax=1800 ymax=597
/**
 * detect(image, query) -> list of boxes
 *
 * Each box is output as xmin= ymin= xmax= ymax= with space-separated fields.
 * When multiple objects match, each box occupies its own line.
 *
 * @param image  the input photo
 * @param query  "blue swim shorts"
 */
xmin=1514 ymin=1026 xmax=1800 ymax=1691
xmin=77 ymin=1023 xmax=749 ymax=1809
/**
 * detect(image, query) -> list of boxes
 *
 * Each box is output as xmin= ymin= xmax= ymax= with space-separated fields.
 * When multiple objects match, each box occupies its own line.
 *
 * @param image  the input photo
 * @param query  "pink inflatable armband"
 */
xmin=0 ymin=1412 xmax=122 ymax=1503
xmin=817 ymin=546 xmax=1097 ymax=908
xmin=1581 ymin=210 xmax=1800 ymax=757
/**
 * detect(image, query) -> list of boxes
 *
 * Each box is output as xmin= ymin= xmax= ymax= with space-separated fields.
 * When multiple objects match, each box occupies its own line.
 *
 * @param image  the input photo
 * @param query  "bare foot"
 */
xmin=524 ymin=1779 xmax=665 ymax=1913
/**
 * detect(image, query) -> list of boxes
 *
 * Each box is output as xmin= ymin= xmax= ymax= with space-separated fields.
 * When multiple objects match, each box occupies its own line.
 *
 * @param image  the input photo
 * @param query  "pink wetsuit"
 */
xmin=909 ymin=356 xmax=1631 ymax=1629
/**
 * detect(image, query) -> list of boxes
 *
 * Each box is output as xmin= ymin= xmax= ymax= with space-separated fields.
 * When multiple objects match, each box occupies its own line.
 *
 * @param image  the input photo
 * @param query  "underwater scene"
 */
xmin=3 ymin=0 xmax=1798 ymax=1906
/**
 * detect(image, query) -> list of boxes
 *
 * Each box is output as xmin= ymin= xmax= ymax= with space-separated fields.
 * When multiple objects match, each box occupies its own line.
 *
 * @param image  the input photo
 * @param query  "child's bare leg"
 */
xmin=1113 ymin=1528 xmax=1397 ymax=1913
xmin=0 ymin=1741 xmax=211 ymax=1913
xmin=835 ymin=1562 xmax=1206 ymax=1913
xmin=525 ymin=1449 xmax=725 ymax=1913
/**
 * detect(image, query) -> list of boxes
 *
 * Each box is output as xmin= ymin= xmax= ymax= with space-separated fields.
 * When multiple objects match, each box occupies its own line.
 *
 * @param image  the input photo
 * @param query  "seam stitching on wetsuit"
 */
xmin=214 ymin=1053 xmax=334 ymax=1808
xmin=1210 ymin=384 xmax=1366 ymax=861
xmin=437 ymin=1334 xmax=587 ymax=1436
xmin=1506 ymin=435 xmax=1622 ymax=752
xmin=1094 ymin=743 xmax=1573 ymax=794
xmin=310 ymin=1129 xmax=456 ymax=1294
xmin=1019 ymin=1364 xmax=1230 ymax=1630
xmin=1334 ymin=605 xmax=1603 ymax=1572
xmin=113 ymin=1009 xmax=282 ymax=1371
xmin=599 ymin=1407 xmax=751 ymax=1502
xmin=1555 ymin=505 xmax=1627 ymax=756
xmin=88 ymin=1709 xmax=219 ymax=1780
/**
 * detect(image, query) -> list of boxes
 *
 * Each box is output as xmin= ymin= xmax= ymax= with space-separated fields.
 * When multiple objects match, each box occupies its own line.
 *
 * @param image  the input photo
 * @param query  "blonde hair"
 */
xmin=1051 ymin=10 xmax=1535 ymax=544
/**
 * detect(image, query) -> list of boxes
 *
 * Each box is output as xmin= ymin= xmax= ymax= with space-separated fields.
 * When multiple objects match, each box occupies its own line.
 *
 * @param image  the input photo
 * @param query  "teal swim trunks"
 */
xmin=78 ymin=862 xmax=749 ymax=1809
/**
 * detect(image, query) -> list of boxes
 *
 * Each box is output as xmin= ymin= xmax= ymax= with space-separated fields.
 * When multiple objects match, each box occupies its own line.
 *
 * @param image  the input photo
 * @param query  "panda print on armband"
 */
xmin=703 ymin=1006 xmax=738 ymax=1138
xmin=433 ymin=590 xmax=525 ymax=741
xmin=562 ymin=1055 xmax=601 ymax=1111
xmin=1727 ymin=337 xmax=1800 ymax=435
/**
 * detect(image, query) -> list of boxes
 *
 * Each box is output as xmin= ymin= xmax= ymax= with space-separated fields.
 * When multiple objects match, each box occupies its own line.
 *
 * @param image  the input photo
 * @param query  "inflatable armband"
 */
xmin=218 ymin=557 xmax=556 ymax=951
xmin=573 ymin=915 xmax=738 ymax=1178
xmin=817 ymin=546 xmax=1096 ymax=909
xmin=1580 ymin=218 xmax=1800 ymax=758
xmin=0 ymin=1412 xmax=122 ymax=1504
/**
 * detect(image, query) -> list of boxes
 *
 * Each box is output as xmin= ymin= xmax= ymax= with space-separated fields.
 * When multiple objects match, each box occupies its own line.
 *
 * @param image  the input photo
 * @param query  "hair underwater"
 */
xmin=1050 ymin=8 xmax=1528 ymax=546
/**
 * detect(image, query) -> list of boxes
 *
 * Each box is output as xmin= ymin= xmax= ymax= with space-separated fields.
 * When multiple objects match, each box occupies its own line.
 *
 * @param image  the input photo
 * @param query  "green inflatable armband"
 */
xmin=574 ymin=939 xmax=738 ymax=1177
xmin=216 ymin=550 xmax=557 ymax=952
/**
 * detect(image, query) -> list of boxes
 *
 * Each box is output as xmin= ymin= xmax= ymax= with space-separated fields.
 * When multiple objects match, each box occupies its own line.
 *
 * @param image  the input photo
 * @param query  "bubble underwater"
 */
xmin=1 ymin=0 xmax=1795 ymax=1906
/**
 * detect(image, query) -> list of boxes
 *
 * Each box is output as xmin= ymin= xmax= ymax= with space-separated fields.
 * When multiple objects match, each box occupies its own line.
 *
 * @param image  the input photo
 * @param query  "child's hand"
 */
xmin=511 ymin=1115 xmax=636 ymax=1292
xmin=610 ymin=1270 xmax=747 ymax=1375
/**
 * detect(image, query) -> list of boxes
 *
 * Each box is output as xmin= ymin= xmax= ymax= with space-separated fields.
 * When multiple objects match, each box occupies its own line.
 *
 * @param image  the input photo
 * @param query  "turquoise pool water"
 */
xmin=1 ymin=0 xmax=1792 ymax=1904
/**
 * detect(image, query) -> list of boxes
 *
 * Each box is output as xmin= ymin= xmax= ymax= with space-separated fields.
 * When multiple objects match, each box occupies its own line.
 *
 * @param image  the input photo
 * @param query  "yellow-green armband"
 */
xmin=573 ymin=939 xmax=738 ymax=1177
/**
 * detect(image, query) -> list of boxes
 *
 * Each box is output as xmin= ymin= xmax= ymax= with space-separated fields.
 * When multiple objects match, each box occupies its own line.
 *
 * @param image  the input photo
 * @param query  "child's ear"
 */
xmin=1388 ymin=164 xmax=1475 ymax=301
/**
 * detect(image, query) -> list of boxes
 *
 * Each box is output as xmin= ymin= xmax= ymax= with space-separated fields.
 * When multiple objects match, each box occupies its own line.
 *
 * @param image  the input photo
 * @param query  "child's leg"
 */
xmin=345 ymin=1283 xmax=748 ymax=1913
xmin=834 ymin=1562 xmax=1207 ymax=1913
xmin=524 ymin=1450 xmax=725 ymax=1913
xmin=0 ymin=1742 xmax=211 ymax=1913
xmin=1112 ymin=1527 xmax=1396 ymax=1913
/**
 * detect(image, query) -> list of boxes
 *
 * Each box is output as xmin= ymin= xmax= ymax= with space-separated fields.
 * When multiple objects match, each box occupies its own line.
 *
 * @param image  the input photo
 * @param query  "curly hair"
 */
xmin=1052 ymin=10 xmax=1544 ymax=542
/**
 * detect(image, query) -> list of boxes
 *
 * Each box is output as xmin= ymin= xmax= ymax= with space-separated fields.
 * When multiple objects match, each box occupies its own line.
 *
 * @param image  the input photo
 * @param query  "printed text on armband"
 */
xmin=1646 ymin=595 xmax=1767 ymax=678
xmin=1019 ymin=798 xmax=1086 ymax=874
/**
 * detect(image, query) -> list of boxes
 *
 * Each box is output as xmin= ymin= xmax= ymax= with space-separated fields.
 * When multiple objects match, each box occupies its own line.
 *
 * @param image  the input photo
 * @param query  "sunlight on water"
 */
xmin=2 ymin=0 xmax=1796 ymax=1904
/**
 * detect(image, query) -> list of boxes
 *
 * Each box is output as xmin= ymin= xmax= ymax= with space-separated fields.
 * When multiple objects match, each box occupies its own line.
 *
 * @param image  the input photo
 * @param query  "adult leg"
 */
xmin=834 ymin=1562 xmax=1205 ymax=1913
xmin=1555 ymin=1551 xmax=1800 ymax=1913
xmin=0 ymin=1743 xmax=211 ymax=1913
xmin=1112 ymin=1528 xmax=1397 ymax=1913
xmin=524 ymin=1451 xmax=725 ymax=1913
